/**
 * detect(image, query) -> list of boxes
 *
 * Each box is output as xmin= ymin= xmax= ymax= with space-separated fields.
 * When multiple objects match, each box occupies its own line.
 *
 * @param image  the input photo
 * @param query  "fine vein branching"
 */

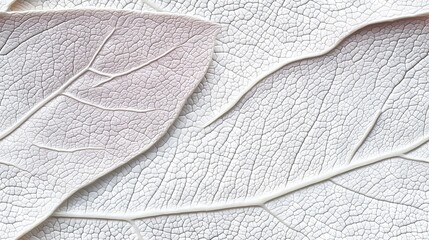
xmin=201 ymin=13 xmax=429 ymax=129
xmin=52 ymin=132 xmax=429 ymax=222
xmin=346 ymin=110 xmax=381 ymax=163
xmin=91 ymin=45 xmax=179 ymax=87
xmin=261 ymin=205 xmax=308 ymax=239
xmin=61 ymin=93 xmax=159 ymax=114
xmin=0 ymin=28 xmax=116 ymax=140
xmin=329 ymin=179 xmax=427 ymax=212
xmin=127 ymin=220 xmax=144 ymax=240
xmin=0 ymin=26 xmax=181 ymax=141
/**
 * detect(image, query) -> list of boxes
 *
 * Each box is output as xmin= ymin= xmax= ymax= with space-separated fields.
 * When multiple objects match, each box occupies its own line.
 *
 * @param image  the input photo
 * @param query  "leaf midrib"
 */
xmin=48 ymin=11 xmax=429 ymax=225
xmin=0 ymin=27 xmax=116 ymax=140
xmin=51 ymin=131 xmax=429 ymax=222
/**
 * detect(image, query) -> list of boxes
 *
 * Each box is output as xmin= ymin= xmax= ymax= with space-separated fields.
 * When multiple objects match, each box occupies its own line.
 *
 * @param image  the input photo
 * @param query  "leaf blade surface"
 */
xmin=0 ymin=9 xmax=218 ymax=238
xmin=27 ymin=15 xmax=429 ymax=239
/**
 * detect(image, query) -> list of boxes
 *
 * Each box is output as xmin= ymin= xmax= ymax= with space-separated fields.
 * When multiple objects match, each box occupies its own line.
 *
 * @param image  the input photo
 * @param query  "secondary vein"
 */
xmin=52 ymin=132 xmax=429 ymax=221
xmin=0 ymin=27 xmax=116 ymax=141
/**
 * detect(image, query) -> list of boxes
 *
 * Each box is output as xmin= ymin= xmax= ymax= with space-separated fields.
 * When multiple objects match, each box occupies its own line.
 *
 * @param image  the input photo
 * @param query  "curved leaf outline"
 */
xmin=0 ymin=9 xmax=219 ymax=238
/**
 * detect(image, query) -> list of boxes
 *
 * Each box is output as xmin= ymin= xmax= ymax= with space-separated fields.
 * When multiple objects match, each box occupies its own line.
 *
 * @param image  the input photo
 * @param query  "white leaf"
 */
xmin=10 ymin=0 xmax=160 ymax=11
xmin=0 ymin=0 xmax=14 ymax=10
xmin=0 ymin=10 xmax=218 ymax=238
xmin=27 ymin=15 xmax=429 ymax=239
xmin=11 ymin=0 xmax=429 ymax=239
xmin=11 ymin=1 xmax=429 ymax=126
xmin=266 ymin=159 xmax=429 ymax=239
xmin=34 ymin=159 xmax=429 ymax=239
